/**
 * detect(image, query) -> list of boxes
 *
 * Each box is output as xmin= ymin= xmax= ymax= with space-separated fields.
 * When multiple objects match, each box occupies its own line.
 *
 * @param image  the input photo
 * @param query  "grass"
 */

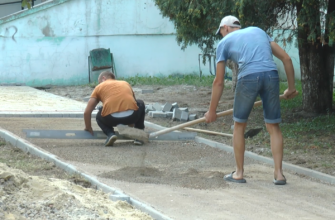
xmin=119 ymin=74 xmax=215 ymax=87
xmin=276 ymin=81 xmax=335 ymax=152
xmin=88 ymin=74 xmax=216 ymax=88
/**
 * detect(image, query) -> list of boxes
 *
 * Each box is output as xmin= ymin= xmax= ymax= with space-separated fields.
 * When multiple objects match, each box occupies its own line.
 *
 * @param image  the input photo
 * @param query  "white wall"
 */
xmin=1 ymin=0 xmax=334 ymax=86
xmin=0 ymin=0 xmax=210 ymax=86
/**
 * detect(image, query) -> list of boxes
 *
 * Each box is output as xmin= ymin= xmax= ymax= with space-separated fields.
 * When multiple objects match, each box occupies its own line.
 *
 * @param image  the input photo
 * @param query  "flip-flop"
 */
xmin=223 ymin=171 xmax=246 ymax=183
xmin=273 ymin=176 xmax=286 ymax=185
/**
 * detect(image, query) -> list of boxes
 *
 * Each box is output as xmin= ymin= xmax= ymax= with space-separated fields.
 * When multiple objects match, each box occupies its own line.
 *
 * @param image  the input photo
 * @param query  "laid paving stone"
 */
xmin=180 ymin=111 xmax=189 ymax=121
xmin=162 ymin=103 xmax=173 ymax=112
xmin=141 ymin=89 xmax=154 ymax=94
xmin=172 ymin=102 xmax=179 ymax=110
xmin=0 ymin=87 xmax=87 ymax=112
xmin=179 ymin=107 xmax=189 ymax=112
xmin=110 ymin=194 xmax=130 ymax=203
xmin=48 ymin=113 xmax=64 ymax=117
xmin=83 ymin=96 xmax=90 ymax=102
xmin=153 ymin=103 xmax=163 ymax=111
xmin=145 ymin=104 xmax=155 ymax=113
xmin=172 ymin=108 xmax=182 ymax=121
xmin=149 ymin=111 xmax=167 ymax=118
xmin=166 ymin=112 xmax=173 ymax=119
xmin=132 ymin=88 xmax=142 ymax=93
xmin=188 ymin=114 xmax=198 ymax=121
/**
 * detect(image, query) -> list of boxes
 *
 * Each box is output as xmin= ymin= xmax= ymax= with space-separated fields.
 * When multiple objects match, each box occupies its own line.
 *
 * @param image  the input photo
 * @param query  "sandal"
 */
xmin=224 ymin=171 xmax=246 ymax=183
xmin=273 ymin=175 xmax=286 ymax=185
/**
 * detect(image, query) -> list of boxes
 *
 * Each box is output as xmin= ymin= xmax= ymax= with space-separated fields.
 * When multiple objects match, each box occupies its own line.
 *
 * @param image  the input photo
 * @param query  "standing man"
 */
xmin=205 ymin=15 xmax=297 ymax=185
xmin=84 ymin=70 xmax=145 ymax=146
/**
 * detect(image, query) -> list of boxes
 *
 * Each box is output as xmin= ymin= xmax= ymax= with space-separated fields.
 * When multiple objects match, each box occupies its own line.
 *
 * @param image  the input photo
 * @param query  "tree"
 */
xmin=154 ymin=0 xmax=335 ymax=113
xmin=22 ymin=0 xmax=33 ymax=9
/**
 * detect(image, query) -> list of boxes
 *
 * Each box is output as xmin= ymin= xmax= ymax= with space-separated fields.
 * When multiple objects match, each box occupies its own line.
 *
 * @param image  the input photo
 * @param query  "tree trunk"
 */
xmin=296 ymin=1 xmax=334 ymax=113
xmin=226 ymin=60 xmax=238 ymax=92
xmin=298 ymin=43 xmax=333 ymax=113
xmin=326 ymin=0 xmax=335 ymax=109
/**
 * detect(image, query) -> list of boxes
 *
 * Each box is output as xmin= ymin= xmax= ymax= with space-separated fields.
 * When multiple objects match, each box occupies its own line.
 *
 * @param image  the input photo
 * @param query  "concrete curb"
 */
xmin=0 ymin=112 xmax=97 ymax=118
xmin=0 ymin=129 xmax=172 ymax=220
xmin=145 ymin=122 xmax=335 ymax=185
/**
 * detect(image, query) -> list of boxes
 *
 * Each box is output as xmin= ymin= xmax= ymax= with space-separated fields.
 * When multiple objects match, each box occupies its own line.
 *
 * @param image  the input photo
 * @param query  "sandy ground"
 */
xmin=1 ymin=117 xmax=335 ymax=220
xmin=0 ymin=162 xmax=152 ymax=220
xmin=46 ymin=84 xmax=335 ymax=177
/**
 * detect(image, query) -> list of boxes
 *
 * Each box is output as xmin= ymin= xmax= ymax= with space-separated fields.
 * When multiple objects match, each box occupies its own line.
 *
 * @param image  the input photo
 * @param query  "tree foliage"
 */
xmin=22 ymin=0 xmax=32 ymax=9
xmin=154 ymin=0 xmax=237 ymax=55
xmin=154 ymin=0 xmax=334 ymax=52
xmin=154 ymin=0 xmax=335 ymax=113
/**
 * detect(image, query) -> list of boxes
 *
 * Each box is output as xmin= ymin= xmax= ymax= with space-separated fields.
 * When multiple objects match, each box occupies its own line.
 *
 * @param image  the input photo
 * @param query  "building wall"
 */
xmin=0 ymin=0 xmax=210 ymax=86
xmin=0 ymin=0 xmax=333 ymax=86
xmin=273 ymin=37 xmax=301 ymax=81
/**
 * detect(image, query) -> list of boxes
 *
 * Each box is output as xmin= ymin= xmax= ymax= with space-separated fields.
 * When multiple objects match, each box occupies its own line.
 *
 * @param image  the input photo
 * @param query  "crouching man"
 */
xmin=84 ymin=70 xmax=145 ymax=146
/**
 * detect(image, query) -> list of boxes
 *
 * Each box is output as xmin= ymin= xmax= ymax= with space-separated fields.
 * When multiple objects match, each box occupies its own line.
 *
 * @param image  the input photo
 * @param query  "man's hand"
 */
xmin=84 ymin=127 xmax=94 ymax=135
xmin=205 ymin=111 xmax=217 ymax=123
xmin=283 ymin=89 xmax=298 ymax=100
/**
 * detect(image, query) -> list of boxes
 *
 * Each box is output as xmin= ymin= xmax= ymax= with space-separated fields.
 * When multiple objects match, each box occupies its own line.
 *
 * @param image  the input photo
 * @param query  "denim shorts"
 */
xmin=233 ymin=70 xmax=281 ymax=124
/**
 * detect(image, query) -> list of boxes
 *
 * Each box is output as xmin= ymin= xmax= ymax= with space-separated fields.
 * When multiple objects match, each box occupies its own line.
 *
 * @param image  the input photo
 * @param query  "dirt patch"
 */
xmin=100 ymin=165 xmax=227 ymax=190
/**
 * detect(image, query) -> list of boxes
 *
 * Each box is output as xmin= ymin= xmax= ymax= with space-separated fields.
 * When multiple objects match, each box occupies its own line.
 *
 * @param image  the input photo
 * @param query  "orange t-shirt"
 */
xmin=90 ymin=79 xmax=138 ymax=117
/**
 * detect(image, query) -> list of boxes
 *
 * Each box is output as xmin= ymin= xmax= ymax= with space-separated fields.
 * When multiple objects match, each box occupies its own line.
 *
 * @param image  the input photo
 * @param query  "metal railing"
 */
xmin=0 ymin=0 xmax=35 ymax=9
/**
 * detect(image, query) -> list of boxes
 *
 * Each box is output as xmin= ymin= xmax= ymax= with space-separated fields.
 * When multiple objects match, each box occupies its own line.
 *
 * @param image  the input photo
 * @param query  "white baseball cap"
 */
xmin=215 ymin=15 xmax=241 ymax=35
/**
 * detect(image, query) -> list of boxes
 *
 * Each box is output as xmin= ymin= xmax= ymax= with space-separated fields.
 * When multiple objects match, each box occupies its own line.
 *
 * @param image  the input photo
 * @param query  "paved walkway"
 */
xmin=0 ymin=86 xmax=96 ymax=117
xmin=0 ymin=86 xmax=87 ymax=112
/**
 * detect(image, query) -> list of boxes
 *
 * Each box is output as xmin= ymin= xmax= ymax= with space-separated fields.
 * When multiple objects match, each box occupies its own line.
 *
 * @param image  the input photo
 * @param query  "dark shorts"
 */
xmin=233 ymin=70 xmax=281 ymax=124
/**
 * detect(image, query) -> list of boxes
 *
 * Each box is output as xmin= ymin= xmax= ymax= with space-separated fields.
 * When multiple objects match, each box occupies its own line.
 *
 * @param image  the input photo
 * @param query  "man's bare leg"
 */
xmin=233 ymin=121 xmax=247 ymax=179
xmin=266 ymin=123 xmax=285 ymax=180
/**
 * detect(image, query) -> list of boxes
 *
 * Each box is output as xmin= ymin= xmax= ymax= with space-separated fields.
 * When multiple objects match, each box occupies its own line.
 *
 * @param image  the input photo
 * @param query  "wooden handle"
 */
xmin=183 ymin=127 xmax=233 ymax=137
xmin=149 ymin=92 xmax=298 ymax=138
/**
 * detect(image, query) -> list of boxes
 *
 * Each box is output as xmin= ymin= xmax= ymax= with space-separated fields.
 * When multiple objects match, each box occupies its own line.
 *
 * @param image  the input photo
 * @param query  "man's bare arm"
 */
xmin=84 ymin=98 xmax=99 ymax=134
xmin=209 ymin=61 xmax=225 ymax=112
xmin=205 ymin=61 xmax=225 ymax=123
xmin=271 ymin=42 xmax=297 ymax=98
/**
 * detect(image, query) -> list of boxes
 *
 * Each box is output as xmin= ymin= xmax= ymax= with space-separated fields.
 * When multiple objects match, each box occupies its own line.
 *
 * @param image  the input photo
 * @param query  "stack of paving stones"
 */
xmin=85 ymin=88 xmax=199 ymax=121
xmin=146 ymin=102 xmax=197 ymax=122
